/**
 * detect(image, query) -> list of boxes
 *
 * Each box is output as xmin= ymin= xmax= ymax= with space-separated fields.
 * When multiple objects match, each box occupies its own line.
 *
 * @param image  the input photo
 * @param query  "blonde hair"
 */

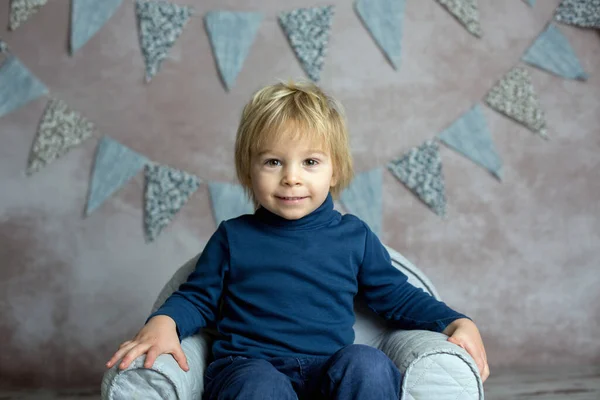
xmin=235 ymin=80 xmax=353 ymax=207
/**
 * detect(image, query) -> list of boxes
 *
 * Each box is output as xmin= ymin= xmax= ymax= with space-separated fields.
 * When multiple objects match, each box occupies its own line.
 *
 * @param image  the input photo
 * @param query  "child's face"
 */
xmin=250 ymin=133 xmax=337 ymax=220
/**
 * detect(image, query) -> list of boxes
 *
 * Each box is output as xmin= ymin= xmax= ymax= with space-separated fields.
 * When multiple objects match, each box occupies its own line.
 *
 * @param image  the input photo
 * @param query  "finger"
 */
xmin=462 ymin=341 xmax=485 ymax=375
xmin=106 ymin=342 xmax=138 ymax=368
xmin=171 ymin=346 xmax=190 ymax=372
xmin=144 ymin=347 xmax=160 ymax=369
xmin=119 ymin=343 xmax=152 ymax=370
xmin=447 ymin=336 xmax=465 ymax=349
xmin=119 ymin=340 xmax=133 ymax=349
xmin=481 ymin=362 xmax=490 ymax=383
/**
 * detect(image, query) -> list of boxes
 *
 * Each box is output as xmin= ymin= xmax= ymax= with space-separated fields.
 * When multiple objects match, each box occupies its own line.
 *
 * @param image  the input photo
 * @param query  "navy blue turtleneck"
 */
xmin=150 ymin=194 xmax=467 ymax=359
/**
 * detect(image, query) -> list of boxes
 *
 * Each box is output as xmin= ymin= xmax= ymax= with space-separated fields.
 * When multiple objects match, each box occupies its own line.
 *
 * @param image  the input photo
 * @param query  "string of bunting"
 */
xmin=0 ymin=0 xmax=595 ymax=241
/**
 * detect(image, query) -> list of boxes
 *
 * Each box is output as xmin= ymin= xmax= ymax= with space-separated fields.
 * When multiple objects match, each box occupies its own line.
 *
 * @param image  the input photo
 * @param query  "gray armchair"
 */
xmin=101 ymin=246 xmax=484 ymax=399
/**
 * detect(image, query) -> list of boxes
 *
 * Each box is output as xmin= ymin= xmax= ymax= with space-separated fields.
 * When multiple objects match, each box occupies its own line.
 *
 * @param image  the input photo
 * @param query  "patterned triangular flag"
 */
xmin=522 ymin=24 xmax=588 ymax=81
xmin=0 ymin=55 xmax=48 ymax=119
xmin=523 ymin=0 xmax=536 ymax=7
xmin=340 ymin=167 xmax=383 ymax=235
xmin=70 ymin=0 xmax=124 ymax=54
xmin=144 ymin=163 xmax=200 ymax=242
xmin=354 ymin=0 xmax=406 ymax=70
xmin=434 ymin=0 xmax=482 ymax=37
xmin=86 ymin=136 xmax=148 ymax=215
xmin=388 ymin=140 xmax=447 ymax=217
xmin=9 ymin=0 xmax=48 ymax=31
xmin=554 ymin=0 xmax=600 ymax=29
xmin=205 ymin=11 xmax=263 ymax=91
xmin=438 ymin=105 xmax=503 ymax=180
xmin=208 ymin=182 xmax=254 ymax=226
xmin=279 ymin=6 xmax=334 ymax=82
xmin=485 ymin=67 xmax=548 ymax=139
xmin=136 ymin=0 xmax=193 ymax=82
xmin=27 ymin=98 xmax=94 ymax=175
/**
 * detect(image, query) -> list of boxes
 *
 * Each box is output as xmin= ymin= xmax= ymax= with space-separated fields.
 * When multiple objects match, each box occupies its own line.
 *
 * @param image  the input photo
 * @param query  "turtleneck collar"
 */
xmin=254 ymin=193 xmax=338 ymax=230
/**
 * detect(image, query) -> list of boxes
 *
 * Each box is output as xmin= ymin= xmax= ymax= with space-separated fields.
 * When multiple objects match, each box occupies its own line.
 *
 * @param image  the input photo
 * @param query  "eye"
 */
xmin=304 ymin=158 xmax=319 ymax=167
xmin=264 ymin=159 xmax=281 ymax=167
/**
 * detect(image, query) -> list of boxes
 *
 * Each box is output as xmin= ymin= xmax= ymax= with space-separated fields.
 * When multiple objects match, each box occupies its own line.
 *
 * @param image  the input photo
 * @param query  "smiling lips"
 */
xmin=276 ymin=196 xmax=308 ymax=201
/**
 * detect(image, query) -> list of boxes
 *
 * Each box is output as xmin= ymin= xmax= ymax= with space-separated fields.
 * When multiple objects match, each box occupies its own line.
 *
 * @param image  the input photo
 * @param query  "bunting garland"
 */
xmin=9 ymin=0 xmax=48 ymax=31
xmin=522 ymin=23 xmax=588 ymax=81
xmin=208 ymin=182 xmax=254 ymax=226
xmin=27 ymin=98 xmax=94 ymax=175
xmin=86 ymin=136 xmax=148 ymax=215
xmin=554 ymin=0 xmax=600 ymax=29
xmin=135 ymin=0 xmax=193 ymax=82
xmin=340 ymin=167 xmax=383 ymax=235
xmin=70 ymin=0 xmax=124 ymax=54
xmin=438 ymin=105 xmax=503 ymax=180
xmin=0 ymin=54 xmax=48 ymax=119
xmin=434 ymin=0 xmax=482 ymax=38
xmin=0 ymin=1 xmax=595 ymax=239
xmin=485 ymin=67 xmax=548 ymax=139
xmin=205 ymin=11 xmax=263 ymax=91
xmin=144 ymin=164 xmax=200 ymax=242
xmin=279 ymin=6 xmax=334 ymax=82
xmin=388 ymin=140 xmax=447 ymax=217
xmin=354 ymin=0 xmax=406 ymax=70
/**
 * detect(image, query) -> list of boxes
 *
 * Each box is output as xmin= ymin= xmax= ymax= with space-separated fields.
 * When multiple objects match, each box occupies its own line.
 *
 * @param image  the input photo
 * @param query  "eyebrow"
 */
xmin=257 ymin=149 xmax=328 ymax=157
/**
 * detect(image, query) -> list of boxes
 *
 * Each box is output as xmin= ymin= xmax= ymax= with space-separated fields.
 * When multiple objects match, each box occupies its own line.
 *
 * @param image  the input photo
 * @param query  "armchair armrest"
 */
xmin=379 ymin=330 xmax=484 ymax=400
xmin=101 ymin=332 xmax=212 ymax=400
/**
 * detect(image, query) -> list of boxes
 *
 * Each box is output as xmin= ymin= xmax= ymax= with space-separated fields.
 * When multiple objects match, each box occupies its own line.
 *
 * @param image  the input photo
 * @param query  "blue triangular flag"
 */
xmin=208 ymin=182 xmax=254 ymax=226
xmin=340 ymin=167 xmax=383 ymax=235
xmin=522 ymin=23 xmax=588 ymax=81
xmin=354 ymin=0 xmax=406 ymax=70
xmin=523 ymin=0 xmax=536 ymax=7
xmin=388 ymin=140 xmax=447 ymax=217
xmin=205 ymin=11 xmax=263 ymax=91
xmin=86 ymin=136 xmax=148 ymax=215
xmin=71 ymin=0 xmax=123 ymax=54
xmin=144 ymin=163 xmax=200 ymax=242
xmin=438 ymin=105 xmax=503 ymax=180
xmin=136 ymin=0 xmax=193 ymax=82
xmin=279 ymin=6 xmax=334 ymax=82
xmin=0 ymin=55 xmax=48 ymax=119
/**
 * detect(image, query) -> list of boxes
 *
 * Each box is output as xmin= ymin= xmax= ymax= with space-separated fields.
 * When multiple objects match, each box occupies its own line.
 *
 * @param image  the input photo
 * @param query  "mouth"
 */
xmin=275 ymin=195 xmax=308 ymax=202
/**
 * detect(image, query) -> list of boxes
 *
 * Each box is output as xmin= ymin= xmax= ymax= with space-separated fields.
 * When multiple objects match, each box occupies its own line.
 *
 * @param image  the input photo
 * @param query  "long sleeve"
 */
xmin=358 ymin=223 xmax=468 ymax=333
xmin=148 ymin=223 xmax=230 ymax=339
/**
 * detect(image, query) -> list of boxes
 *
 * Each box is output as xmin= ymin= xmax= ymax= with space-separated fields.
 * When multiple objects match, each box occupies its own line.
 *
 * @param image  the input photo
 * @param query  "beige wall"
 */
xmin=0 ymin=0 xmax=598 ymax=388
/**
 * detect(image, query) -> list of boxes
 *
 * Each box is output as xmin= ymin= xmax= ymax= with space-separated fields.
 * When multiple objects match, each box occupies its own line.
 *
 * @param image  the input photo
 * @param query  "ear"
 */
xmin=330 ymin=173 xmax=338 ymax=188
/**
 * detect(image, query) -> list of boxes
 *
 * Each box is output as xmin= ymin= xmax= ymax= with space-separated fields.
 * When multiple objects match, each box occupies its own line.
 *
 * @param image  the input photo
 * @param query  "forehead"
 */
xmin=254 ymin=121 xmax=330 ymax=154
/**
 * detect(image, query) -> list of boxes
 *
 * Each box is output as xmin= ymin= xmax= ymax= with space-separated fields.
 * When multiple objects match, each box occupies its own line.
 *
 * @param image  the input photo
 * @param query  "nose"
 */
xmin=281 ymin=165 xmax=301 ymax=186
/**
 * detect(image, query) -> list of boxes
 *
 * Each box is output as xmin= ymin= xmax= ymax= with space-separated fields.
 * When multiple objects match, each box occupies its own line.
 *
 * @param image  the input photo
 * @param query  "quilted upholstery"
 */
xmin=101 ymin=246 xmax=483 ymax=399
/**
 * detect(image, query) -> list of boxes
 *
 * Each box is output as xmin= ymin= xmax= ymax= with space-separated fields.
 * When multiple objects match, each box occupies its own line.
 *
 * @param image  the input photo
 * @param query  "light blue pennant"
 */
xmin=205 ymin=11 xmax=263 ymax=91
xmin=438 ymin=105 xmax=503 ymax=180
xmin=354 ymin=0 xmax=406 ymax=70
xmin=208 ymin=182 xmax=254 ymax=226
xmin=71 ymin=0 xmax=124 ymax=54
xmin=522 ymin=23 xmax=588 ymax=81
xmin=0 ymin=55 xmax=48 ymax=119
xmin=86 ymin=136 xmax=148 ymax=215
xmin=340 ymin=167 xmax=383 ymax=235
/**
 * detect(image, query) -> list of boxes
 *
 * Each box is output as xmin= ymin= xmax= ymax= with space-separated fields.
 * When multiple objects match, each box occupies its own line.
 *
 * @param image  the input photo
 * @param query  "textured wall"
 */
xmin=0 ymin=0 xmax=599 ymax=389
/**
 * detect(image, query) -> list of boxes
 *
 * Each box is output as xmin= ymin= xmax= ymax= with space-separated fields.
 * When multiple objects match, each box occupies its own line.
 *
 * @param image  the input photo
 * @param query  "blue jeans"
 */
xmin=202 ymin=344 xmax=402 ymax=400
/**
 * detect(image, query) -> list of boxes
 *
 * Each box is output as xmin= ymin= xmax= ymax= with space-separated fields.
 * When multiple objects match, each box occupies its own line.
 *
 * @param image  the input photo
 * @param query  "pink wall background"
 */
xmin=0 ymin=0 xmax=599 ymax=389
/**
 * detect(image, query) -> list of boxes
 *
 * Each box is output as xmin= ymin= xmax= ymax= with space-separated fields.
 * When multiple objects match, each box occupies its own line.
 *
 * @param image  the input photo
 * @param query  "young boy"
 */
xmin=106 ymin=81 xmax=489 ymax=399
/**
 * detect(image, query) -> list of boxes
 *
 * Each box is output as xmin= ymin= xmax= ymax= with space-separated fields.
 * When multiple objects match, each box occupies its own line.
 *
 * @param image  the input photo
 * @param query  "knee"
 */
xmin=329 ymin=344 xmax=400 ymax=383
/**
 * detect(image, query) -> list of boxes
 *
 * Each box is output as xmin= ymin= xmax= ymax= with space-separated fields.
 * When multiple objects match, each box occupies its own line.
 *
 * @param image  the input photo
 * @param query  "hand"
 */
xmin=105 ymin=315 xmax=189 ymax=372
xmin=443 ymin=318 xmax=490 ymax=382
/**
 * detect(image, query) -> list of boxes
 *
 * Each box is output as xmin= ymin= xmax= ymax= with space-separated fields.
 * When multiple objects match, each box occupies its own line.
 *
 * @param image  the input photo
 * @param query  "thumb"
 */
xmin=172 ymin=346 xmax=189 ymax=372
